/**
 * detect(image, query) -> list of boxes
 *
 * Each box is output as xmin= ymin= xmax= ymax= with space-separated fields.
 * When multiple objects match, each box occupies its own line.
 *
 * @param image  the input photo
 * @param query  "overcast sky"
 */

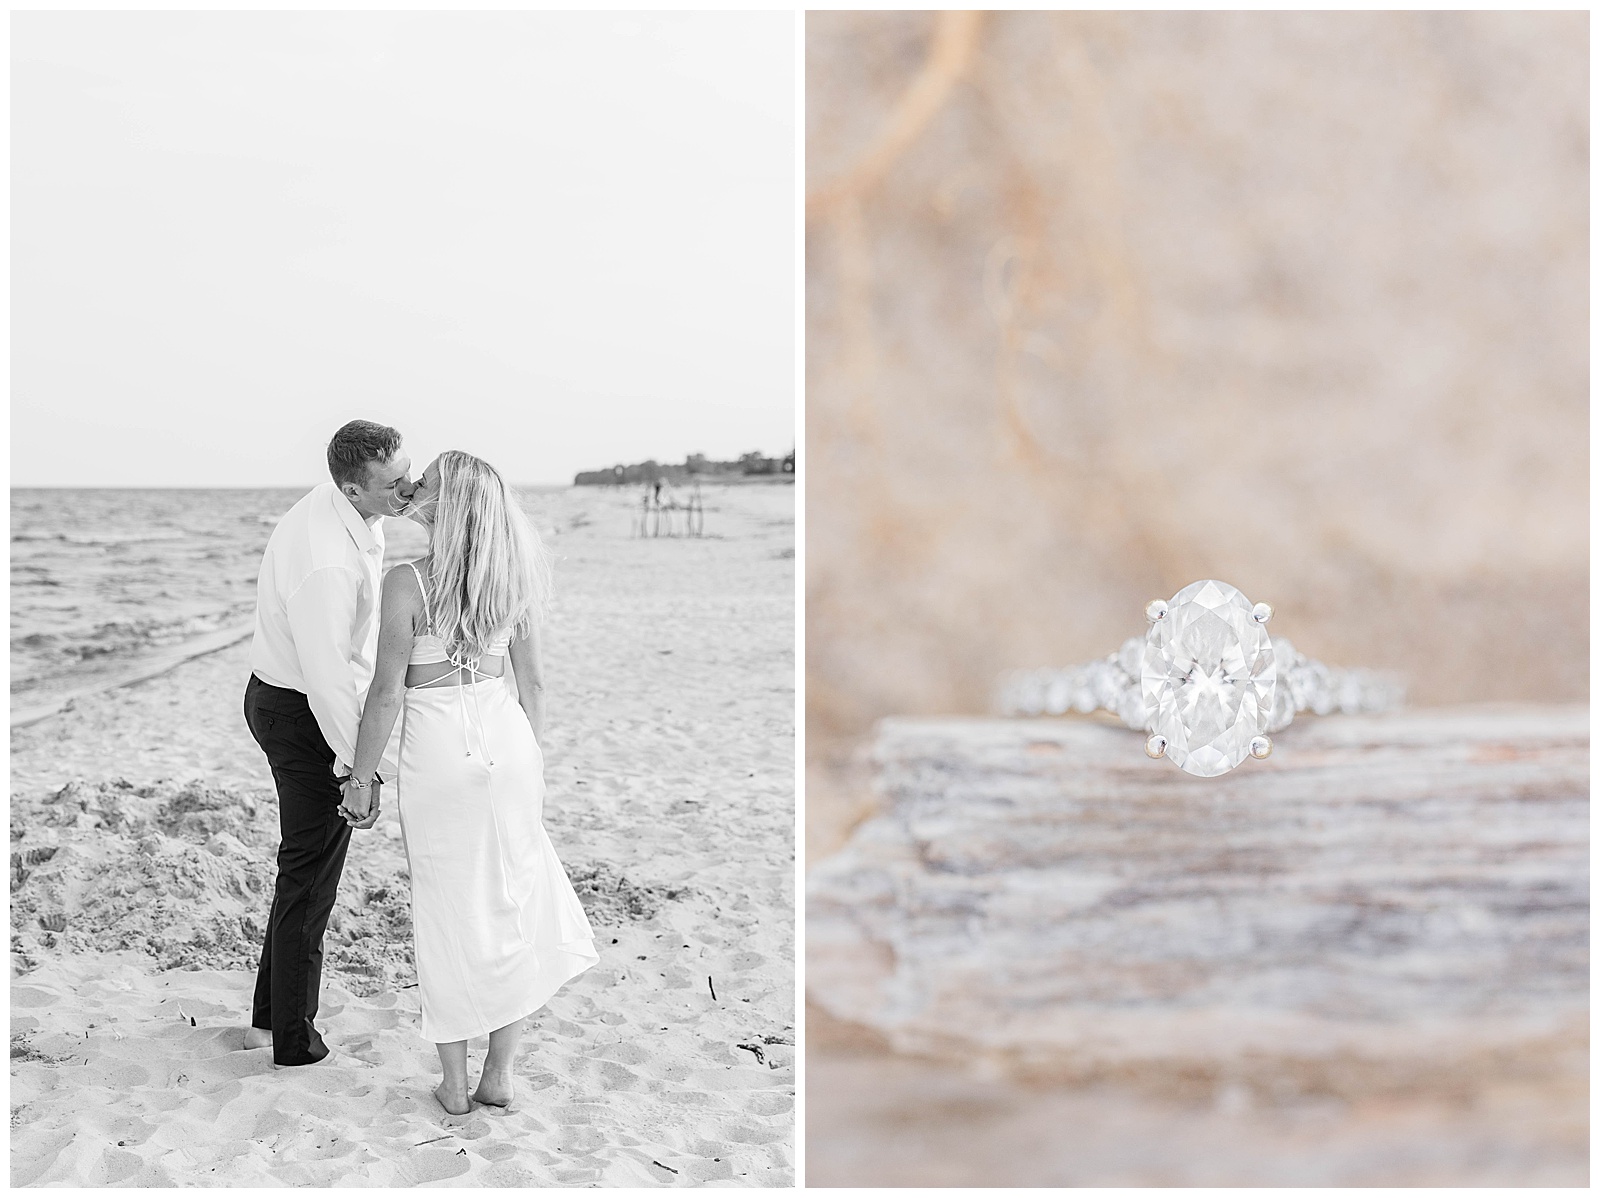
xmin=13 ymin=12 xmax=794 ymax=487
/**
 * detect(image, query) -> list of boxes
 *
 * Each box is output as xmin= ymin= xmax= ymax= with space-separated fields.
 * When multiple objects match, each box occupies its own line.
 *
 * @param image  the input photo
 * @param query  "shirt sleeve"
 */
xmin=286 ymin=566 xmax=363 ymax=773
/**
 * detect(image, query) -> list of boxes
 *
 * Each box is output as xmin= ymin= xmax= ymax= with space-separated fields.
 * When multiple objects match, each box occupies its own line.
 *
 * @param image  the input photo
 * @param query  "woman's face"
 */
xmin=408 ymin=458 xmax=442 ymax=527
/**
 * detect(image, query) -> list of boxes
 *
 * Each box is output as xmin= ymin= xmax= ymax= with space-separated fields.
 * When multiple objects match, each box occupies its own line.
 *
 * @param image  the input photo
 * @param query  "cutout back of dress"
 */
xmin=405 ymin=561 xmax=512 ymax=668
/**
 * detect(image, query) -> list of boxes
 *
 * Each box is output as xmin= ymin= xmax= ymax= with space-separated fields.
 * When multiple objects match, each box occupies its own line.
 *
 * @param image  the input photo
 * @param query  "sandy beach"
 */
xmin=10 ymin=482 xmax=795 ymax=1187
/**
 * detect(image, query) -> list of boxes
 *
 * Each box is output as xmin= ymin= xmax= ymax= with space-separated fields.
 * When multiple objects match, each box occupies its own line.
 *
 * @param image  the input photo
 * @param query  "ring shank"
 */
xmin=994 ymin=636 xmax=1404 ymax=731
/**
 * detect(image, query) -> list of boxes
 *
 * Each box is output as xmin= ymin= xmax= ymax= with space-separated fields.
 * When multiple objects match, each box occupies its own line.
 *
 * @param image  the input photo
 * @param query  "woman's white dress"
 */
xmin=396 ymin=563 xmax=598 ymax=1043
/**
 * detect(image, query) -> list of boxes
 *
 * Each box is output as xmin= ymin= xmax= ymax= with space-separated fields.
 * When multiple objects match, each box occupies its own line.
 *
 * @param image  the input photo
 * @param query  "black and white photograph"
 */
xmin=12 ymin=11 xmax=795 ymax=1186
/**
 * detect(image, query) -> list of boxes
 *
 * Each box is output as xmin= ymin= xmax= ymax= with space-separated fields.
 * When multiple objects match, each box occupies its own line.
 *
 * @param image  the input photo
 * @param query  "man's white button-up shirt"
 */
xmin=249 ymin=482 xmax=396 ymax=778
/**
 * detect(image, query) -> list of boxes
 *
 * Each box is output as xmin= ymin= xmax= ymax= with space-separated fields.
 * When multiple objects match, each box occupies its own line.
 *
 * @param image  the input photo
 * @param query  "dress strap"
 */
xmin=406 ymin=560 xmax=433 ymax=632
xmin=402 ymin=561 xmax=501 ymax=766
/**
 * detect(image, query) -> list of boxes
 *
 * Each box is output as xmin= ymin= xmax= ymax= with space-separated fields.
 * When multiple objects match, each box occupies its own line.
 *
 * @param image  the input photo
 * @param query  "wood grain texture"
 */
xmin=807 ymin=705 xmax=1588 ymax=1099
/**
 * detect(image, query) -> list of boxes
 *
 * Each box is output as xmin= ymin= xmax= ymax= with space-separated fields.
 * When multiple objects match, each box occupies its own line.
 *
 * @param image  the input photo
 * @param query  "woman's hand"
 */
xmin=344 ymin=565 xmax=420 ymax=832
xmin=339 ymin=778 xmax=381 ymax=829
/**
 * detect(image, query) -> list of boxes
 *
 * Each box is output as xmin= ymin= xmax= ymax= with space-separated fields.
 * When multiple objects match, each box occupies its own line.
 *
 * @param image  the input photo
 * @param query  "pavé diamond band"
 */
xmin=995 ymin=579 xmax=1405 ymax=777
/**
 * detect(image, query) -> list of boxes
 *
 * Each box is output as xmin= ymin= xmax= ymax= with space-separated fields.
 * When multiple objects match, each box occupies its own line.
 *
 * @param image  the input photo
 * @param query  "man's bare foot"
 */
xmin=471 ymin=1069 xmax=514 ymax=1108
xmin=434 ymin=1081 xmax=471 ymax=1116
xmin=242 ymin=1027 xmax=273 ymax=1050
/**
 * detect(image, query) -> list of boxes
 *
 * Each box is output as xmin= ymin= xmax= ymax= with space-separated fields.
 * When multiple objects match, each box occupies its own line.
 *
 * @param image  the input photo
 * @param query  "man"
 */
xmin=241 ymin=420 xmax=413 ymax=1066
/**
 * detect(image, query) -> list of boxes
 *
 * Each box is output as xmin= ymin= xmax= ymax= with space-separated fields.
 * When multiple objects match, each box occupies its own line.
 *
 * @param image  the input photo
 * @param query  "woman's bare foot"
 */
xmin=471 ymin=1069 xmax=515 ymax=1108
xmin=242 ymin=1027 xmax=273 ymax=1050
xmin=434 ymin=1080 xmax=471 ymax=1116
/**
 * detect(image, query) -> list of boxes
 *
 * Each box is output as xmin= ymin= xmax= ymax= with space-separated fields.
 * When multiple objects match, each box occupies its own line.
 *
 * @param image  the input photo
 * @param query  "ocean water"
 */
xmin=9 ymin=482 xmax=776 ymax=718
xmin=9 ymin=487 xmax=438 ymax=715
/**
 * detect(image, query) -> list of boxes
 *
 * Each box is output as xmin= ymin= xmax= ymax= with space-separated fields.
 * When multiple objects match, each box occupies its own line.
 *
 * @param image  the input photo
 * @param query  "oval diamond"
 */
xmin=1141 ymin=580 xmax=1277 ymax=777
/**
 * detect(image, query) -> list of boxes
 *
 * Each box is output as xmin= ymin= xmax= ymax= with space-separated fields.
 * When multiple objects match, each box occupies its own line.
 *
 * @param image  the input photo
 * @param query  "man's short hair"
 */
xmin=327 ymin=421 xmax=403 ymax=489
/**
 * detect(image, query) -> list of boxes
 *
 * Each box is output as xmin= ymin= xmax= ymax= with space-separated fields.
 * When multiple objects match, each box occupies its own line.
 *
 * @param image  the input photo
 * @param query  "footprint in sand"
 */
xmin=551 ymin=1105 xmax=609 ymax=1133
xmin=248 ymin=1108 xmax=298 ymax=1142
xmin=340 ymin=1035 xmax=386 ymax=1066
xmin=459 ymin=1119 xmax=498 ymax=1140
xmin=551 ymin=1163 xmax=607 ymax=1186
xmin=382 ymin=1092 xmax=428 ymax=1115
xmin=94 ymin=1145 xmax=146 ymax=1185
xmin=717 ymin=1122 xmax=789 ymax=1147
xmin=476 ymin=1101 xmax=521 ymax=1120
xmin=72 ymin=1056 xmax=151 ymax=1089
xmin=594 ymin=1040 xmax=651 ymax=1067
xmin=742 ymin=1091 xmax=795 ymax=1116
xmin=139 ymin=1089 xmax=188 ymax=1114
xmin=680 ymin=1156 xmax=738 ymax=1183
xmin=76 ymin=1111 xmax=161 ymax=1149
xmin=407 ymin=1148 xmax=472 ymax=1185
xmin=168 ymin=997 xmax=233 ymax=1019
xmin=594 ymin=1060 xmax=642 ymax=1091
xmin=661 ymin=1089 xmax=716 ymax=1108
xmin=499 ymin=1111 xmax=552 ymax=1135
xmin=10 ymin=1128 xmax=75 ymax=1186
xmin=275 ymin=1135 xmax=357 ymax=1166
xmin=335 ymin=1003 xmax=402 ymax=1034
xmin=644 ymin=1158 xmax=686 ymax=1184
xmin=480 ymin=1161 xmax=540 ymax=1186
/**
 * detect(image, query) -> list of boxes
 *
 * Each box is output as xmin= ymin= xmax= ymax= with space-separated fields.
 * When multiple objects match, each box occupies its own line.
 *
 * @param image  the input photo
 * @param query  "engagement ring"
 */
xmin=995 ymin=579 xmax=1404 ymax=777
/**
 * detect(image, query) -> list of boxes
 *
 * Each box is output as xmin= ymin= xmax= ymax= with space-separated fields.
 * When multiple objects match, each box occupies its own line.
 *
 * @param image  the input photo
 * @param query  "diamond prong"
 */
xmin=1249 ymin=735 xmax=1272 ymax=759
xmin=1145 ymin=733 xmax=1168 ymax=759
xmin=1145 ymin=599 xmax=1169 ymax=623
xmin=1251 ymin=602 xmax=1273 ymax=624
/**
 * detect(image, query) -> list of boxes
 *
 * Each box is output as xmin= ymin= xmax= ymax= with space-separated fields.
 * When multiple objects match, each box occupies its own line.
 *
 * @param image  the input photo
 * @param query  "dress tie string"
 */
xmin=407 ymin=563 xmax=499 ymax=768
xmin=403 ymin=556 xmax=529 ymax=948
xmin=448 ymin=649 xmax=497 ymax=767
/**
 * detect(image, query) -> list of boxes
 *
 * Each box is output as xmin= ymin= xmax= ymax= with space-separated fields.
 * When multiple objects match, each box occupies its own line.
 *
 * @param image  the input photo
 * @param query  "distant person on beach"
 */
xmin=338 ymin=450 xmax=598 ymax=1114
xmin=241 ymin=420 xmax=414 ymax=1066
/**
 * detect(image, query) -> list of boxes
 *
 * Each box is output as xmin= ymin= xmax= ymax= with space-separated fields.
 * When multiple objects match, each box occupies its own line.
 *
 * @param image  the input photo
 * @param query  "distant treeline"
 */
xmin=574 ymin=451 xmax=795 ymax=486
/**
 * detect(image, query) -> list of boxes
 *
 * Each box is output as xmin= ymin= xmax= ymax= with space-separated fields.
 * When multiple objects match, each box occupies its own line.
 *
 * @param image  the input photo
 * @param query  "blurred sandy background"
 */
xmin=805 ymin=10 xmax=1586 ymax=1186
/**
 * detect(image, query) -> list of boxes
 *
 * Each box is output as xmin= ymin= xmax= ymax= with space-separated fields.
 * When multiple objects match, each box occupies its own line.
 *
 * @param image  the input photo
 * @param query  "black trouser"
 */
xmin=243 ymin=674 xmax=352 ymax=1066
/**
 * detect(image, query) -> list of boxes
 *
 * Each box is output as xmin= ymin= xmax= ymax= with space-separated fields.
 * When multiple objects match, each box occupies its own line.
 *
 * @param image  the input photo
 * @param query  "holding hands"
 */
xmin=338 ymin=776 xmax=383 ymax=829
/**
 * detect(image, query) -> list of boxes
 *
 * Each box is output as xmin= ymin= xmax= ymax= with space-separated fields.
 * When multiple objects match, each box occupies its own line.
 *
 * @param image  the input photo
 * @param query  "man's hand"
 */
xmin=339 ymin=778 xmax=382 ymax=830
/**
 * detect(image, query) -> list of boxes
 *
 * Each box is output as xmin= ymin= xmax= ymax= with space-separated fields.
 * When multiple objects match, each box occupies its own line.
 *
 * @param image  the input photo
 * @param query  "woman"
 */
xmin=340 ymin=450 xmax=598 ymax=1114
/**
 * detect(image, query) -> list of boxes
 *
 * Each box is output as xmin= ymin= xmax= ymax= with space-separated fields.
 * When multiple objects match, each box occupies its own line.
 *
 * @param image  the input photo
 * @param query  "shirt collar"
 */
xmin=329 ymin=483 xmax=381 ymax=555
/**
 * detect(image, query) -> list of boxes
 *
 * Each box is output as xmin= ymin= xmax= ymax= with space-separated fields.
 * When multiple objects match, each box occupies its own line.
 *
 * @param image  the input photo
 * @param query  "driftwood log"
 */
xmin=807 ymin=705 xmax=1589 ymax=1100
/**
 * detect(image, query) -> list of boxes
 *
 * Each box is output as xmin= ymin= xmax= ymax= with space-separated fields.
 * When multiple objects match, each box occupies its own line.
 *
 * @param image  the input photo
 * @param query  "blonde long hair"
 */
xmin=418 ymin=450 xmax=552 ymax=660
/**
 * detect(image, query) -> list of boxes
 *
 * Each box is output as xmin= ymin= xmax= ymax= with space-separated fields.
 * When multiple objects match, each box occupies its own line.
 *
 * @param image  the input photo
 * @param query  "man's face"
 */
xmin=405 ymin=457 xmax=441 ymax=526
xmin=342 ymin=452 xmax=415 ymax=520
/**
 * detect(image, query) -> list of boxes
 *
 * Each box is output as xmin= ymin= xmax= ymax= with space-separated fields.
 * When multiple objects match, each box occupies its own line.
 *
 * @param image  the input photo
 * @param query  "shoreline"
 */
xmin=11 ymin=476 xmax=795 ymax=492
xmin=574 ymin=475 xmax=795 ymax=488
xmin=10 ymin=624 xmax=255 ymax=730
xmin=10 ymin=483 xmax=796 ymax=1186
